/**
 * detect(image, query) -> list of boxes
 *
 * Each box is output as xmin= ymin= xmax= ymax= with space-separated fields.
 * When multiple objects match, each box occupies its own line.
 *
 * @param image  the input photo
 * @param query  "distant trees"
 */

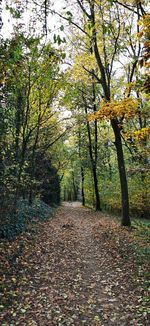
xmin=63 ymin=79 xmax=102 ymax=209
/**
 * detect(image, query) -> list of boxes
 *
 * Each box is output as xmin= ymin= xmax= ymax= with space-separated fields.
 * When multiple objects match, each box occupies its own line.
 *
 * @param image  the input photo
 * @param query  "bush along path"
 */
xmin=0 ymin=202 xmax=149 ymax=326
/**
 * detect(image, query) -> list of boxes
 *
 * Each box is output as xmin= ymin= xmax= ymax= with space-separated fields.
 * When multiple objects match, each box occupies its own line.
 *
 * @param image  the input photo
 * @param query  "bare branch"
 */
xmin=76 ymin=0 xmax=91 ymax=20
xmin=82 ymin=65 xmax=102 ymax=84
xmin=113 ymin=1 xmax=138 ymax=15
xmin=52 ymin=9 xmax=90 ymax=37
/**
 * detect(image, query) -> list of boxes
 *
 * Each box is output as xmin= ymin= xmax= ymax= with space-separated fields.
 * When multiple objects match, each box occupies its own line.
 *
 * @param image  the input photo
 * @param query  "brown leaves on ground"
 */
xmin=0 ymin=202 xmax=149 ymax=326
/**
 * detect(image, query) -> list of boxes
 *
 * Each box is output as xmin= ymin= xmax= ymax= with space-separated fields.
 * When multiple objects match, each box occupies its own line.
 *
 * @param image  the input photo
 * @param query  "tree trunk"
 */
xmin=92 ymin=161 xmax=101 ymax=210
xmin=72 ymin=170 xmax=78 ymax=201
xmin=0 ymin=141 xmax=5 ymax=213
xmin=87 ymin=119 xmax=101 ymax=211
xmin=111 ymin=120 xmax=130 ymax=226
xmin=78 ymin=122 xmax=85 ymax=206
xmin=84 ymin=103 xmax=101 ymax=211
xmin=14 ymin=138 xmax=27 ymax=210
xmin=28 ymin=92 xmax=42 ymax=205
xmin=90 ymin=3 xmax=130 ymax=222
xmin=15 ymin=93 xmax=22 ymax=164
xmin=81 ymin=165 xmax=85 ymax=206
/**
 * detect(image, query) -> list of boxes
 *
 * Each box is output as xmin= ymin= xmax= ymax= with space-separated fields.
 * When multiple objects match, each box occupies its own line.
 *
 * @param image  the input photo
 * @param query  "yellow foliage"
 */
xmin=131 ymin=128 xmax=150 ymax=142
xmin=138 ymin=14 xmax=150 ymax=38
xmin=95 ymin=0 xmax=101 ymax=4
xmin=138 ymin=14 xmax=150 ymax=74
xmin=145 ymin=62 xmax=150 ymax=68
xmin=88 ymin=98 xmax=139 ymax=121
xmin=71 ymin=52 xmax=96 ymax=83
xmin=124 ymin=82 xmax=136 ymax=96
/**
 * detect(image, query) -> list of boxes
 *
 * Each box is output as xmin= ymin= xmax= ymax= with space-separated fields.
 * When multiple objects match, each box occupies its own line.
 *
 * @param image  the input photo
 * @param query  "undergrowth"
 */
xmin=0 ymin=198 xmax=54 ymax=240
xmin=131 ymin=219 xmax=150 ymax=320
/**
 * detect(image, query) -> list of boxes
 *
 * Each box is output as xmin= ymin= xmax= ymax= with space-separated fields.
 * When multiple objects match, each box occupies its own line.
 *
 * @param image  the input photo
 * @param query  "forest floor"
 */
xmin=0 ymin=202 xmax=150 ymax=326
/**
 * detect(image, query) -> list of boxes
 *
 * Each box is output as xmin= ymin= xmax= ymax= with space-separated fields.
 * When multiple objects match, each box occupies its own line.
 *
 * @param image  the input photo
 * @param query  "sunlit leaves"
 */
xmin=138 ymin=13 xmax=150 ymax=40
xmin=125 ymin=127 xmax=150 ymax=142
xmin=71 ymin=52 xmax=96 ymax=83
xmin=138 ymin=14 xmax=150 ymax=92
xmin=89 ymin=98 xmax=139 ymax=121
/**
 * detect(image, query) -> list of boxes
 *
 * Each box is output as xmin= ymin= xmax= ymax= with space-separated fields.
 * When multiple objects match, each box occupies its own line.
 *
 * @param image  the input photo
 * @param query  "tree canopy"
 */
xmin=0 ymin=0 xmax=150 ymax=229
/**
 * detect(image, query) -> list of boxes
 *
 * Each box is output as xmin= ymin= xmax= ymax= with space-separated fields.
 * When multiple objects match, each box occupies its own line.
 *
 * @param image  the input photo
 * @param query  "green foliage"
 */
xmin=6 ymin=5 xmax=22 ymax=19
xmin=107 ymin=0 xmax=113 ymax=4
xmin=65 ymin=11 xmax=73 ymax=24
xmin=130 ymin=219 xmax=150 ymax=318
xmin=0 ymin=33 xmax=62 ymax=225
xmin=1 ymin=0 xmax=150 ymax=230
xmin=128 ymin=173 xmax=150 ymax=218
xmin=133 ymin=220 xmax=150 ymax=247
xmin=53 ymin=34 xmax=66 ymax=45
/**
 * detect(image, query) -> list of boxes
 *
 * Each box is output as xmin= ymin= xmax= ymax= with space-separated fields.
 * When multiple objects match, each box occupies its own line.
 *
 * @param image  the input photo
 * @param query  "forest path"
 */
xmin=0 ymin=203 xmax=149 ymax=326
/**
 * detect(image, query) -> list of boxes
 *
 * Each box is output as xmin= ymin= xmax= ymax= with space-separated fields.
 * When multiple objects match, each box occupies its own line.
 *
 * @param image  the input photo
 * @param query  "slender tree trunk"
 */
xmin=28 ymin=91 xmax=42 ymax=205
xmin=108 ymin=162 xmax=112 ymax=181
xmin=111 ymin=120 xmax=130 ymax=226
xmin=71 ymin=169 xmax=78 ymax=201
xmin=78 ymin=122 xmax=85 ymax=206
xmin=28 ymin=132 xmax=39 ymax=205
xmin=0 ymin=140 xmax=5 ymax=213
xmin=15 ymin=93 xmax=22 ymax=164
xmin=14 ymin=139 xmax=27 ymax=210
xmin=14 ymin=66 xmax=32 ymax=210
xmin=85 ymin=105 xmax=101 ymax=211
xmin=13 ymin=93 xmax=23 ymax=209
xmin=81 ymin=165 xmax=85 ymax=206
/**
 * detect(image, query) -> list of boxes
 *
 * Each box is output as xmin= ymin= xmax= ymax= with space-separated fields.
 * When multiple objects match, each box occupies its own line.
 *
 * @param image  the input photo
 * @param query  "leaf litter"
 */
xmin=0 ymin=202 xmax=149 ymax=325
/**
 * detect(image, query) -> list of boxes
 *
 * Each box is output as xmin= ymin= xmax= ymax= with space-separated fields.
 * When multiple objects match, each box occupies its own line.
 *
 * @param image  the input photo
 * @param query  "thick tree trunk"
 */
xmin=90 ymin=4 xmax=130 ymax=222
xmin=111 ymin=120 xmax=131 ymax=226
xmin=87 ymin=130 xmax=101 ymax=211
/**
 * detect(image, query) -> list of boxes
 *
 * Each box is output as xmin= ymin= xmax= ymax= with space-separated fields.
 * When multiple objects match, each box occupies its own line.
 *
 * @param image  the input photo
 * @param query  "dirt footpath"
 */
xmin=0 ymin=202 xmax=149 ymax=325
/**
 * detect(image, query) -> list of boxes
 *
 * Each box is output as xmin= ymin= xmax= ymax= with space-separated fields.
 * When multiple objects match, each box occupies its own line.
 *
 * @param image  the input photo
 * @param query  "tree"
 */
xmin=57 ymin=0 xmax=149 ymax=225
xmin=0 ymin=33 xmax=63 ymax=215
xmin=1 ymin=0 xmax=149 ymax=223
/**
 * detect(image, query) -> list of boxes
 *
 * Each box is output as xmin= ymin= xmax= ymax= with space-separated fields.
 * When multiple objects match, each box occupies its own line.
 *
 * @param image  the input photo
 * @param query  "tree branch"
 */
xmin=52 ymin=10 xmax=89 ymax=37
xmin=82 ymin=65 xmax=102 ymax=84
xmin=76 ymin=0 xmax=91 ymax=20
xmin=113 ymin=1 xmax=138 ymax=15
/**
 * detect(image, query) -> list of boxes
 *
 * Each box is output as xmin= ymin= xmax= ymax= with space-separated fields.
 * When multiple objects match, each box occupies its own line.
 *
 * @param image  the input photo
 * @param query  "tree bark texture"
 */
xmin=111 ymin=120 xmax=131 ymax=226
